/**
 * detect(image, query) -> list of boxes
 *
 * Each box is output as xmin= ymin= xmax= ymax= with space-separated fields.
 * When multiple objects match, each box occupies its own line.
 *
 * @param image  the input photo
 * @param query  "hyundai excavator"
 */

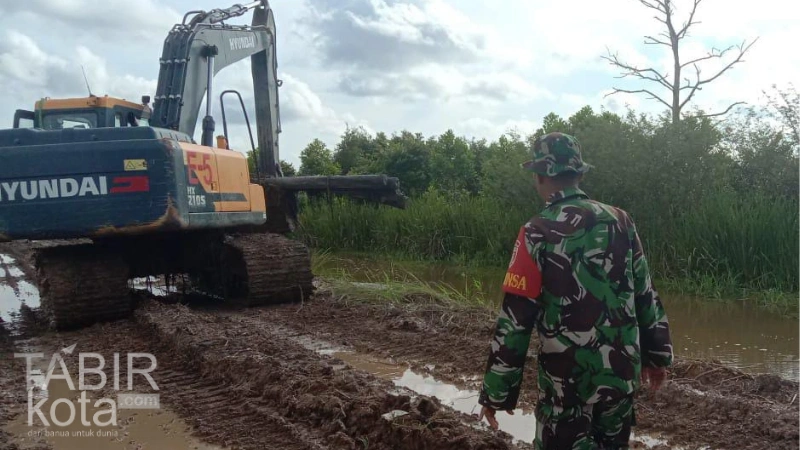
xmin=0 ymin=1 xmax=405 ymax=329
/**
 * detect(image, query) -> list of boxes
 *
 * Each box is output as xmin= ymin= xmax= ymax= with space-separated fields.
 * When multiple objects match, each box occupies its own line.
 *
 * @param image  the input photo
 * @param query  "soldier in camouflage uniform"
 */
xmin=477 ymin=132 xmax=673 ymax=449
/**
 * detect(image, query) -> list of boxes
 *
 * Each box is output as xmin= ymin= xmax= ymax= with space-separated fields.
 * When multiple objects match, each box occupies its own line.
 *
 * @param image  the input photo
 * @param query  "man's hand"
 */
xmin=641 ymin=366 xmax=667 ymax=391
xmin=478 ymin=406 xmax=514 ymax=430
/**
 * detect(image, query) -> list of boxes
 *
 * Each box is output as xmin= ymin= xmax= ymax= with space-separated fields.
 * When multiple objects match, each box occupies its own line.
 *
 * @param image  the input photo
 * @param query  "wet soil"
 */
xmin=0 ymin=299 xmax=528 ymax=449
xmin=1 ymin=240 xmax=798 ymax=450
xmin=258 ymin=283 xmax=800 ymax=450
xmin=132 ymin=300 xmax=523 ymax=449
xmin=316 ymin=253 xmax=800 ymax=380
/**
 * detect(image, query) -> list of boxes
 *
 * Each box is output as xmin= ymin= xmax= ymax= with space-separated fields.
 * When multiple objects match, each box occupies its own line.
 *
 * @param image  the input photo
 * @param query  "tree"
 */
xmin=382 ymin=131 xmax=432 ymax=196
xmin=332 ymin=125 xmax=388 ymax=175
xmin=763 ymin=83 xmax=799 ymax=151
xmin=533 ymin=112 xmax=570 ymax=139
xmin=279 ymin=160 xmax=297 ymax=176
xmin=245 ymin=150 xmax=296 ymax=177
xmin=479 ymin=133 xmax=534 ymax=210
xmin=428 ymin=130 xmax=477 ymax=196
xmin=602 ymin=0 xmax=758 ymax=124
xmin=298 ymin=139 xmax=340 ymax=176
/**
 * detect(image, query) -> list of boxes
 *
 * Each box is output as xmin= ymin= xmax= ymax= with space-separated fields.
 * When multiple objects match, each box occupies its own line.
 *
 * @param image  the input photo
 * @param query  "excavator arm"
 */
xmin=150 ymin=1 xmax=405 ymax=232
xmin=151 ymin=0 xmax=280 ymax=177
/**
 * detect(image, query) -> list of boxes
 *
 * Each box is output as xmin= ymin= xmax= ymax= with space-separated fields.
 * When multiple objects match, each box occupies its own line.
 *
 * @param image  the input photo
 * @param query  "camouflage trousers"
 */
xmin=534 ymin=395 xmax=635 ymax=450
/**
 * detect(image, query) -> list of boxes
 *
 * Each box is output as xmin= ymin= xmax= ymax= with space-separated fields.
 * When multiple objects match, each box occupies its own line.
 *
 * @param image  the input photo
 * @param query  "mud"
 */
xmin=1 ymin=241 xmax=798 ymax=450
xmin=1 ymin=303 xmax=529 ymax=449
xmin=317 ymin=253 xmax=800 ymax=380
xmin=257 ymin=283 xmax=800 ymax=450
xmin=328 ymin=350 xmax=539 ymax=444
xmin=132 ymin=300 xmax=524 ymax=449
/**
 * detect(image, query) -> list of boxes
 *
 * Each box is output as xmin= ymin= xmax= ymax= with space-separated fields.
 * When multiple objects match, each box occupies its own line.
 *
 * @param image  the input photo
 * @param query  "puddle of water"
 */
xmin=130 ymin=276 xmax=176 ymax=297
xmin=325 ymin=353 xmax=702 ymax=448
xmin=0 ymin=280 xmax=41 ymax=323
xmin=316 ymin=254 xmax=800 ymax=380
xmin=328 ymin=348 xmax=684 ymax=448
xmin=5 ymin=380 xmax=226 ymax=449
xmin=3 ymin=341 xmax=227 ymax=450
xmin=5 ymin=266 xmax=24 ymax=278
xmin=331 ymin=350 xmax=538 ymax=444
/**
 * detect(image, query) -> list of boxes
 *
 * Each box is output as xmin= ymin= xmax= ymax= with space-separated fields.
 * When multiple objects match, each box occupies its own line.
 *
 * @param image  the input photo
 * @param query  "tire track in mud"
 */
xmin=3 ymin=322 xmax=332 ymax=450
xmin=0 ymin=309 xmax=525 ymax=449
xmin=11 ymin=305 xmax=524 ymax=450
xmin=256 ymin=287 xmax=800 ymax=450
xmin=0 ymin=242 xmax=529 ymax=450
xmin=2 ymin=240 xmax=797 ymax=450
xmin=129 ymin=299 xmax=526 ymax=450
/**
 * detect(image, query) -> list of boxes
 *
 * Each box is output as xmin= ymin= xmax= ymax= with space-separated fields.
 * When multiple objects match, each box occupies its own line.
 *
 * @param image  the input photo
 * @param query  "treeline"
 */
xmin=290 ymin=85 xmax=799 ymax=295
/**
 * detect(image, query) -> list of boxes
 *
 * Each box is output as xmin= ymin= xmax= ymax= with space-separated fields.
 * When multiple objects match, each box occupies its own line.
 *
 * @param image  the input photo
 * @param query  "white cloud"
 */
xmin=0 ymin=31 xmax=66 ymax=90
xmin=457 ymin=117 xmax=540 ymax=142
xmin=0 ymin=0 xmax=793 ymax=169
xmin=301 ymin=0 xmax=487 ymax=69
xmin=0 ymin=0 xmax=180 ymax=42
xmin=281 ymin=73 xmax=370 ymax=136
xmin=0 ymin=30 xmax=156 ymax=101
xmin=340 ymin=63 xmax=553 ymax=104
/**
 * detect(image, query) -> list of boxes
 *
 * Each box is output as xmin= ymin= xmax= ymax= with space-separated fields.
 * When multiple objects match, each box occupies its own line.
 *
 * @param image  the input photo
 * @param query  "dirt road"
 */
xmin=1 ymin=242 xmax=798 ymax=450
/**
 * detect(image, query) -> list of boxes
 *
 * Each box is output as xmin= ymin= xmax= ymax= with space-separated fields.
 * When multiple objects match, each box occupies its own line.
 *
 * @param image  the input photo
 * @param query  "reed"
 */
xmin=298 ymin=187 xmax=799 ymax=307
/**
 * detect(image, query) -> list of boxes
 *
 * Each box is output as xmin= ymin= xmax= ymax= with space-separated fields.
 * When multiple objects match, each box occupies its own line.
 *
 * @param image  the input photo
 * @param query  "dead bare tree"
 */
xmin=602 ymin=0 xmax=758 ymax=125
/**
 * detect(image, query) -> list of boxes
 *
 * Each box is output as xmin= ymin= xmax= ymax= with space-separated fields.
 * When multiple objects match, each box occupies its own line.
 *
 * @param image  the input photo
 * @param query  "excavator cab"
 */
xmin=13 ymin=95 xmax=152 ymax=130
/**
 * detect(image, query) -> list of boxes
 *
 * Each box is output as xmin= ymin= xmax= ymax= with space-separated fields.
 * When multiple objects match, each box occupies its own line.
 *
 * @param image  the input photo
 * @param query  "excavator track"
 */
xmin=226 ymin=233 xmax=314 ymax=306
xmin=26 ymin=232 xmax=312 ymax=330
xmin=190 ymin=232 xmax=315 ymax=307
xmin=32 ymin=242 xmax=131 ymax=330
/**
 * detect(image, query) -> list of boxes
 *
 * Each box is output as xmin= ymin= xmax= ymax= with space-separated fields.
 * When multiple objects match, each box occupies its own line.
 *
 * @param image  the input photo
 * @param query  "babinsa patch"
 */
xmin=502 ymin=226 xmax=541 ymax=298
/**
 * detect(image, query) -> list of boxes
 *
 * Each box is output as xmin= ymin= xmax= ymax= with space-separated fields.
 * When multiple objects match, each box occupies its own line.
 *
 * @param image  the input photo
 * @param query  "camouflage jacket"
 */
xmin=478 ymin=187 xmax=673 ymax=410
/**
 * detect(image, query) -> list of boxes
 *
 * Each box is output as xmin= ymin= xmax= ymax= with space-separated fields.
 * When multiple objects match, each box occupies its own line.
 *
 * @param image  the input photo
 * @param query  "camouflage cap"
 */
xmin=522 ymin=132 xmax=592 ymax=176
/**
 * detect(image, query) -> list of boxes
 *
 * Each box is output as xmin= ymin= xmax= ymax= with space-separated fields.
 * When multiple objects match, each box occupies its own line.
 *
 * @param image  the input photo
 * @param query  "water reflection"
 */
xmin=0 ymin=252 xmax=41 ymax=323
xmin=331 ymin=350 xmax=538 ymax=443
xmin=316 ymin=253 xmax=800 ymax=380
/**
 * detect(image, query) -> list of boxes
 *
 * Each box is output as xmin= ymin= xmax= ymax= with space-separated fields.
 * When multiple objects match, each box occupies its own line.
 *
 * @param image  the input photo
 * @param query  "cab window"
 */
xmin=41 ymin=112 xmax=97 ymax=130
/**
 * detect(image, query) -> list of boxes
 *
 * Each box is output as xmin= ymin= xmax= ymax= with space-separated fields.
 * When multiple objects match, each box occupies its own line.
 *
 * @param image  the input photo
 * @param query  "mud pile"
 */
xmin=131 ymin=300 xmax=526 ymax=449
xmin=636 ymin=359 xmax=800 ymax=449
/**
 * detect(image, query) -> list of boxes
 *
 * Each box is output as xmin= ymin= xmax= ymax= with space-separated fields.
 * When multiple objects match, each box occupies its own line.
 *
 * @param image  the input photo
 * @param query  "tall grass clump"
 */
xmin=297 ymin=189 xmax=533 ymax=267
xmin=298 ymin=187 xmax=799 ymax=299
xmin=647 ymin=188 xmax=798 ymax=293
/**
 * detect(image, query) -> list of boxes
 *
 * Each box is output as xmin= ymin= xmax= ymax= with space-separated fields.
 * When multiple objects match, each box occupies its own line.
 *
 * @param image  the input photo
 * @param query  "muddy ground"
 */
xmin=269 ymin=285 xmax=800 ymax=450
xmin=0 ymin=241 xmax=798 ymax=450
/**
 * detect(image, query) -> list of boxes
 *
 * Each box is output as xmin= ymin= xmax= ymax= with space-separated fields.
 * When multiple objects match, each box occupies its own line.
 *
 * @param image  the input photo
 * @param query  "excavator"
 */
xmin=0 ymin=1 xmax=405 ymax=330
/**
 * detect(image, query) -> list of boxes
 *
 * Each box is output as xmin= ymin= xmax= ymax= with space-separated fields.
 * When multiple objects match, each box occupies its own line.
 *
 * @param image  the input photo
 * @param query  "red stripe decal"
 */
xmin=110 ymin=176 xmax=150 ymax=193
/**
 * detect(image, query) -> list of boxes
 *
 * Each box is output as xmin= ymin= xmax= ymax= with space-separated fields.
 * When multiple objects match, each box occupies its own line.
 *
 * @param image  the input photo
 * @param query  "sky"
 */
xmin=0 ymin=0 xmax=796 ymax=168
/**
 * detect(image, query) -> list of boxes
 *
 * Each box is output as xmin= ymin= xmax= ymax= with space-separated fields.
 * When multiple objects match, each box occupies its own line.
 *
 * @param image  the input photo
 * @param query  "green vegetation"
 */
xmin=311 ymin=251 xmax=495 ymax=310
xmin=294 ymin=85 xmax=799 ymax=314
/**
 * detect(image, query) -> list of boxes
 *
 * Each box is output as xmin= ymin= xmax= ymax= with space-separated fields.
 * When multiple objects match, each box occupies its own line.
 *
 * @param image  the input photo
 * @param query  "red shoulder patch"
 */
xmin=502 ymin=227 xmax=542 ymax=298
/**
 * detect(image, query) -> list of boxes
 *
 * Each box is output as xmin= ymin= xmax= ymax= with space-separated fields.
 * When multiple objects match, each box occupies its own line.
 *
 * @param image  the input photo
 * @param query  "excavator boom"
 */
xmin=151 ymin=0 xmax=280 ymax=177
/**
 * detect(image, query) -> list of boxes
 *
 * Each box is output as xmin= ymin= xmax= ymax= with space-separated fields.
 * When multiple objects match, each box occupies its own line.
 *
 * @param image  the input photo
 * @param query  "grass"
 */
xmin=298 ymin=190 xmax=530 ymax=268
xmin=298 ymin=188 xmax=799 ymax=316
xmin=313 ymin=249 xmax=800 ymax=321
xmin=643 ymin=187 xmax=799 ymax=295
xmin=312 ymin=250 xmax=495 ymax=310
xmin=657 ymin=275 xmax=799 ymax=318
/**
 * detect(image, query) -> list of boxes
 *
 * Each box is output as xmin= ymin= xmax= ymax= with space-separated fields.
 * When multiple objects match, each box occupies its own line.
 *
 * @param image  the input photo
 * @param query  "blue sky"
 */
xmin=0 ymin=0 xmax=795 ymax=167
